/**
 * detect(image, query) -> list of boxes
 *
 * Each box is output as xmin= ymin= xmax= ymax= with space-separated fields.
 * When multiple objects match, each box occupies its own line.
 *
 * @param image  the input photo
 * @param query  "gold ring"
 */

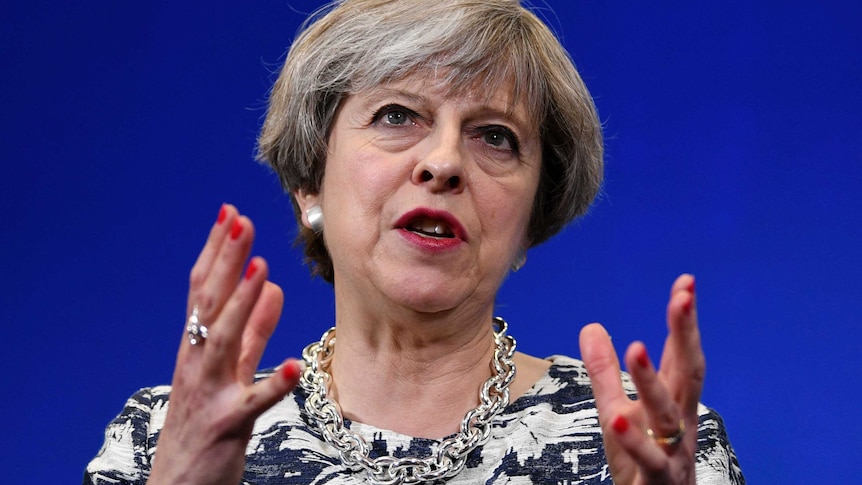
xmin=646 ymin=419 xmax=685 ymax=446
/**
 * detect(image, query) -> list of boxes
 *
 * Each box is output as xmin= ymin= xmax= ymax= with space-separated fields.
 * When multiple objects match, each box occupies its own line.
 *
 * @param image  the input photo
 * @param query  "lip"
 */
xmin=395 ymin=207 xmax=468 ymax=251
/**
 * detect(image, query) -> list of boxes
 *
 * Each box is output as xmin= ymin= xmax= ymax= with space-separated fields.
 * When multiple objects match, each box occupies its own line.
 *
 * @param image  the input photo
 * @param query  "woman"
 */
xmin=85 ymin=0 xmax=743 ymax=483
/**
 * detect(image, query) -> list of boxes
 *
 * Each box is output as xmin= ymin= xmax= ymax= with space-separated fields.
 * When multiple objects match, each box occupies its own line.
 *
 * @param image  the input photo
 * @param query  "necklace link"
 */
xmin=300 ymin=317 xmax=517 ymax=484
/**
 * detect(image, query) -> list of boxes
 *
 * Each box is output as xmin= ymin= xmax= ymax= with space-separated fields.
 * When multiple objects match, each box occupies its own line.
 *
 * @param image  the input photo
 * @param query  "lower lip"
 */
xmin=398 ymin=229 xmax=463 ymax=253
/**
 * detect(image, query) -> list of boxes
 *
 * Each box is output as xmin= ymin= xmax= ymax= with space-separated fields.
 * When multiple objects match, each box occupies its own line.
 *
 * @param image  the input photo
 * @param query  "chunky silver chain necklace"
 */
xmin=300 ymin=317 xmax=517 ymax=485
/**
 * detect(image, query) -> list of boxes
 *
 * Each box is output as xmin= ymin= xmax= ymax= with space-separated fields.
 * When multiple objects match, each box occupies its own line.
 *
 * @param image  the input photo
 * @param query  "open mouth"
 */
xmin=406 ymin=217 xmax=455 ymax=238
xmin=396 ymin=208 xmax=466 ymax=242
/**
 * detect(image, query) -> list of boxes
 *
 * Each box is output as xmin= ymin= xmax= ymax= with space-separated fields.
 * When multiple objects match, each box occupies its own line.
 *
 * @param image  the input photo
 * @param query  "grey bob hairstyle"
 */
xmin=257 ymin=0 xmax=604 ymax=283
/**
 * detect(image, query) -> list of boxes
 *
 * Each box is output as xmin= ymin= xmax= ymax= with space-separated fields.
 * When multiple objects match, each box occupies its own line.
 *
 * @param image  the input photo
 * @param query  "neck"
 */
xmin=316 ymin=275 xmax=552 ymax=439
xmin=326 ymin=309 xmax=497 ymax=438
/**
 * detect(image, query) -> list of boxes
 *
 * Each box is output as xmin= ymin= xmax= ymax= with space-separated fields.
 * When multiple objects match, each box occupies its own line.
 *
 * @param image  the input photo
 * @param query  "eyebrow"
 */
xmin=360 ymin=86 xmax=535 ymax=138
xmin=360 ymin=87 xmax=429 ymax=106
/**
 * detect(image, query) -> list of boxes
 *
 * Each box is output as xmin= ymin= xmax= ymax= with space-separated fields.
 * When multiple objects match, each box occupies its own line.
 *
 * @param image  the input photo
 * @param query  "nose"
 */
xmin=411 ymin=126 xmax=465 ymax=193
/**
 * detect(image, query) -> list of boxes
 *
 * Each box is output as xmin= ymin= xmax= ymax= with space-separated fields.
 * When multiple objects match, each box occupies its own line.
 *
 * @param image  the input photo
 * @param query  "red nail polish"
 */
xmin=217 ymin=205 xmax=227 ymax=224
xmin=612 ymin=415 xmax=629 ymax=434
xmin=636 ymin=347 xmax=650 ymax=368
xmin=245 ymin=260 xmax=258 ymax=281
xmin=231 ymin=218 xmax=243 ymax=240
xmin=281 ymin=361 xmax=300 ymax=383
xmin=682 ymin=296 xmax=694 ymax=315
xmin=687 ymin=277 xmax=696 ymax=293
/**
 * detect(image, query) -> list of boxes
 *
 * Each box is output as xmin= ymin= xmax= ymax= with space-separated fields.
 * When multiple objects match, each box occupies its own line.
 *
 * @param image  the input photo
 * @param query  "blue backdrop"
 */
xmin=2 ymin=1 xmax=860 ymax=483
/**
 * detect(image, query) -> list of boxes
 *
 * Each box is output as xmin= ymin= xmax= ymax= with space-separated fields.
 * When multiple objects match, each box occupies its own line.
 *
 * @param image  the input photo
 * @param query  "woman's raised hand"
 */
xmin=148 ymin=204 xmax=301 ymax=485
xmin=579 ymin=274 xmax=703 ymax=485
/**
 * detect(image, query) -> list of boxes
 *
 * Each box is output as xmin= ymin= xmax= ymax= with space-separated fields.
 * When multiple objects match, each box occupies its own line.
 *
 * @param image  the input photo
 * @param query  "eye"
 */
xmin=372 ymin=104 xmax=416 ymax=126
xmin=384 ymin=110 xmax=408 ymax=125
xmin=479 ymin=126 xmax=520 ymax=154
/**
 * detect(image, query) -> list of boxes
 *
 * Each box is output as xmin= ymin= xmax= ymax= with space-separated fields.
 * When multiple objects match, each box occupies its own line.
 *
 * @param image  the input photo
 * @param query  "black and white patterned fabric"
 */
xmin=84 ymin=355 xmax=744 ymax=484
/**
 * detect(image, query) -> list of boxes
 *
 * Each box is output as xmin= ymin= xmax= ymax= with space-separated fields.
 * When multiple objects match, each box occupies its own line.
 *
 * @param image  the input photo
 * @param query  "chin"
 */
xmin=382 ymin=272 xmax=476 ymax=315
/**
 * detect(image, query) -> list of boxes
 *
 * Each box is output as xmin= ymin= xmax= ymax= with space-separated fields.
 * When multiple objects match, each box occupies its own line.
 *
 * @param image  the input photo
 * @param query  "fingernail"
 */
xmin=687 ymin=276 xmax=696 ymax=293
xmin=245 ymin=260 xmax=258 ymax=281
xmin=217 ymin=204 xmax=227 ymax=224
xmin=636 ymin=347 xmax=650 ymax=368
xmin=612 ymin=415 xmax=629 ymax=434
xmin=231 ymin=218 xmax=243 ymax=240
xmin=281 ymin=361 xmax=300 ymax=383
xmin=682 ymin=295 xmax=694 ymax=315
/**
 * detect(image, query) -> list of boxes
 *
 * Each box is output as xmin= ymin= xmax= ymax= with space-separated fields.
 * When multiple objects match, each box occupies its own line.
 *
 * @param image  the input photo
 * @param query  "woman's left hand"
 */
xmin=579 ymin=274 xmax=703 ymax=485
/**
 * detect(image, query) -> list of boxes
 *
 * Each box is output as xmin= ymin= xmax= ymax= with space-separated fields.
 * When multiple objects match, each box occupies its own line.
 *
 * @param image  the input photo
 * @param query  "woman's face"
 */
xmin=298 ymin=74 xmax=542 ymax=315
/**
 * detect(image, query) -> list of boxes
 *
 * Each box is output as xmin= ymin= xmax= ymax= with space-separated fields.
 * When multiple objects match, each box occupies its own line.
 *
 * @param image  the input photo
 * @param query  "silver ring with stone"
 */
xmin=186 ymin=305 xmax=208 ymax=346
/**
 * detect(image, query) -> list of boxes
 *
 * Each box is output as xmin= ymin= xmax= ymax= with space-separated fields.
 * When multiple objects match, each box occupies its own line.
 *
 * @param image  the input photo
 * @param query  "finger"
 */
xmin=178 ymin=204 xmax=237 ymax=364
xmin=192 ymin=215 xmax=255 ymax=323
xmin=203 ymin=256 xmax=268 ymax=375
xmin=240 ymin=359 xmax=302 ymax=420
xmin=624 ymin=341 xmax=681 ymax=438
xmin=659 ymin=274 xmax=705 ymax=413
xmin=237 ymin=280 xmax=285 ymax=382
xmin=180 ymin=215 xmax=255 ymax=369
xmin=579 ymin=323 xmax=629 ymax=411
xmin=605 ymin=413 xmax=671 ymax=480
xmin=188 ymin=204 xmax=236 ymax=300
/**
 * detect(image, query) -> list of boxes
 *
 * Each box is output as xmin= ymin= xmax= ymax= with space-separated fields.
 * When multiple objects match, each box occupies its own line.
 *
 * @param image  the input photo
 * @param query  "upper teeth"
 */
xmin=411 ymin=218 xmax=451 ymax=236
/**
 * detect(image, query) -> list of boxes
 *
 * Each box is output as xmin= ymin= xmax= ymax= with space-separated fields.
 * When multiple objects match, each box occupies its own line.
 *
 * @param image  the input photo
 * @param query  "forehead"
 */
xmin=353 ymin=71 xmax=539 ymax=128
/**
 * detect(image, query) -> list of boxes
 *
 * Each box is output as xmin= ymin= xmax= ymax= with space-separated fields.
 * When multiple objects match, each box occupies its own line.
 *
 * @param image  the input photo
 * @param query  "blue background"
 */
xmin=2 ymin=1 xmax=860 ymax=482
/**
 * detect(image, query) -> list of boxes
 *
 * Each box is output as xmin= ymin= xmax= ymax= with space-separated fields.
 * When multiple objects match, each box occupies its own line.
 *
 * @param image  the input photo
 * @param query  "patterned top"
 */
xmin=84 ymin=355 xmax=744 ymax=484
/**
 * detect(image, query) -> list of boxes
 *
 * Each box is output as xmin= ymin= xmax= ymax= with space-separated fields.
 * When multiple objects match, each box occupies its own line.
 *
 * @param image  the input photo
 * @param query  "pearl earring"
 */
xmin=307 ymin=205 xmax=324 ymax=234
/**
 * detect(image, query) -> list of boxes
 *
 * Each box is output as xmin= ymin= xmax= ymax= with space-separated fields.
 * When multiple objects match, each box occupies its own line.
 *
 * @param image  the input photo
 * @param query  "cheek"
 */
xmin=325 ymin=148 xmax=406 ymax=226
xmin=476 ymin=176 xmax=538 ymax=237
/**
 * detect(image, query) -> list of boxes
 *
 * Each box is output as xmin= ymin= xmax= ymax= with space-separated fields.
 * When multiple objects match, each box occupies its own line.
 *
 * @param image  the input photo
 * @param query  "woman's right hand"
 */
xmin=147 ymin=204 xmax=301 ymax=485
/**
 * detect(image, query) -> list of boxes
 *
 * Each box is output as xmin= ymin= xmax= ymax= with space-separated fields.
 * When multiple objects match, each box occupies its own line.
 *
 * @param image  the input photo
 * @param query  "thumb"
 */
xmin=242 ymin=358 xmax=301 ymax=419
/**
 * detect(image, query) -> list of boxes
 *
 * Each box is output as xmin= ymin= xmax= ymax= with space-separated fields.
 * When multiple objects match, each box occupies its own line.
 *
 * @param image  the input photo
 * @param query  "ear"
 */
xmin=293 ymin=188 xmax=322 ymax=230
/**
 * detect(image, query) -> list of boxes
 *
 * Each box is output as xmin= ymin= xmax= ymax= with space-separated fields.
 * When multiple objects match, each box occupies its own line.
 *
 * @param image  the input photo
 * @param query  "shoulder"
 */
xmin=100 ymin=384 xmax=173 ymax=438
xmin=470 ymin=355 xmax=612 ymax=482
xmin=541 ymin=355 xmax=744 ymax=482
xmin=694 ymin=405 xmax=747 ymax=484
xmin=533 ymin=354 xmax=637 ymax=398
xmin=486 ymin=355 xmax=744 ymax=484
xmin=83 ymin=385 xmax=172 ymax=484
